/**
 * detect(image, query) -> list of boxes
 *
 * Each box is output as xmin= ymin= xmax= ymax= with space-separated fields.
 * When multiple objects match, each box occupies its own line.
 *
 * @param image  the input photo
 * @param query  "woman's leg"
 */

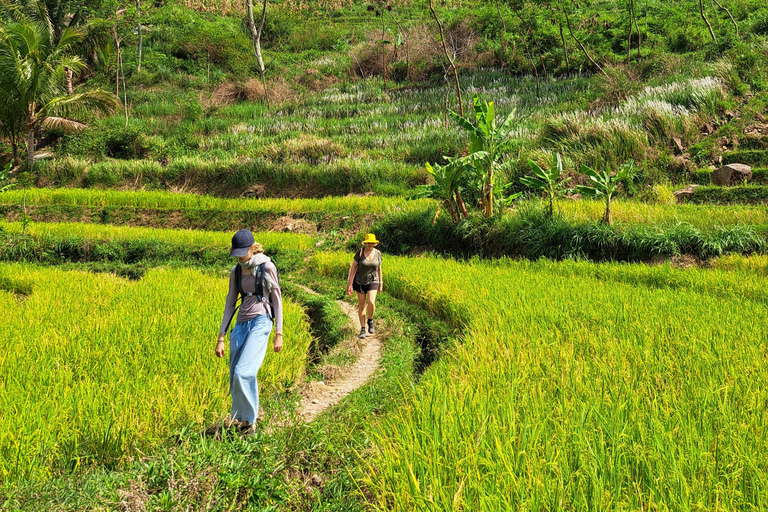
xmin=356 ymin=291 xmax=367 ymax=330
xmin=366 ymin=289 xmax=378 ymax=320
xmin=229 ymin=315 xmax=273 ymax=425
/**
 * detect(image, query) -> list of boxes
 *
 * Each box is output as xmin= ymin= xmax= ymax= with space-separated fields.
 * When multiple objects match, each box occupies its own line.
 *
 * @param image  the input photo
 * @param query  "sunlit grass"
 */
xmin=0 ymin=264 xmax=312 ymax=482
xmin=0 ymin=188 xmax=434 ymax=215
xmin=547 ymin=198 xmax=768 ymax=228
xmin=312 ymin=252 xmax=768 ymax=510
xmin=0 ymin=220 xmax=315 ymax=251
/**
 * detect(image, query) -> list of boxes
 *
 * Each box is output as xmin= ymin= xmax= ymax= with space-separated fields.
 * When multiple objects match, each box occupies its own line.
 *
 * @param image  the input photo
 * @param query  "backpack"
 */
xmin=224 ymin=261 xmax=279 ymax=334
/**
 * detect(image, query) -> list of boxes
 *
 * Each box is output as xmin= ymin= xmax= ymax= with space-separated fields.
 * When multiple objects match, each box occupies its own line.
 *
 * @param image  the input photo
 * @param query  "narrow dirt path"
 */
xmin=293 ymin=285 xmax=383 ymax=423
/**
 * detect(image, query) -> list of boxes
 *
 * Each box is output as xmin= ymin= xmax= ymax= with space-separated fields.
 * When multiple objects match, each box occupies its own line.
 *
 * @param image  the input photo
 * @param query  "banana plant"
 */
xmin=410 ymin=158 xmax=468 ymax=224
xmin=576 ymin=160 xmax=634 ymax=225
xmin=520 ymin=153 xmax=571 ymax=217
xmin=449 ymin=95 xmax=521 ymax=218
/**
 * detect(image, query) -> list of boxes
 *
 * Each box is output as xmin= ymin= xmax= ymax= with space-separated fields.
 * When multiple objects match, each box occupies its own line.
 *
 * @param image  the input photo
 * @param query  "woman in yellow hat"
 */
xmin=346 ymin=233 xmax=383 ymax=339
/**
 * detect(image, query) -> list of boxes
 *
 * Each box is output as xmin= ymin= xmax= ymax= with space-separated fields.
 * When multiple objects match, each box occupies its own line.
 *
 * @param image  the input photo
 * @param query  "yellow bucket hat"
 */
xmin=362 ymin=233 xmax=379 ymax=245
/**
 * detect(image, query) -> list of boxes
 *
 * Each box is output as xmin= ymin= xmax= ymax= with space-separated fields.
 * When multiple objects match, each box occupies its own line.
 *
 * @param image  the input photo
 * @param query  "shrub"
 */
xmin=667 ymin=30 xmax=692 ymax=53
xmin=166 ymin=14 xmax=253 ymax=77
xmin=750 ymin=13 xmax=768 ymax=36
xmin=103 ymin=126 xmax=150 ymax=159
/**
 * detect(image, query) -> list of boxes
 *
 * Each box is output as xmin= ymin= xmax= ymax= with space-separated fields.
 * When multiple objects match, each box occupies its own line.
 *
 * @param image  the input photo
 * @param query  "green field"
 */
xmin=0 ymin=264 xmax=311 ymax=482
xmin=314 ymin=252 xmax=768 ymax=510
xmin=2 ymin=0 xmax=768 ymax=508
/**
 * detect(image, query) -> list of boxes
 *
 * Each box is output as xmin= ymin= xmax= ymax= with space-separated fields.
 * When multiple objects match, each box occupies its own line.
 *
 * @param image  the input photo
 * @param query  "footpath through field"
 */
xmin=292 ymin=284 xmax=383 ymax=423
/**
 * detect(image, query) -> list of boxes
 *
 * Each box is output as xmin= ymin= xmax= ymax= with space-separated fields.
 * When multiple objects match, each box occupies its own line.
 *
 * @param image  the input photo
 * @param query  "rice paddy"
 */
xmin=0 ymin=188 xmax=433 ymax=215
xmin=0 ymin=264 xmax=312 ymax=483
xmin=312 ymin=252 xmax=768 ymax=510
xmin=0 ymin=221 xmax=315 ymax=252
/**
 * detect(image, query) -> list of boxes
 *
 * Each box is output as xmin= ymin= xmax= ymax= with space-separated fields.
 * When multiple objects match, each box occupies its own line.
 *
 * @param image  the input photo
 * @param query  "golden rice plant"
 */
xmin=314 ymin=252 xmax=768 ymax=510
xmin=0 ymin=264 xmax=311 ymax=482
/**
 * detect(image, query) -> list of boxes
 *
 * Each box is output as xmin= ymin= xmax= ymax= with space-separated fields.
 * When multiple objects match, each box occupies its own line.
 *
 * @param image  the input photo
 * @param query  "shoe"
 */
xmin=359 ymin=328 xmax=366 ymax=339
xmin=367 ymin=318 xmax=375 ymax=334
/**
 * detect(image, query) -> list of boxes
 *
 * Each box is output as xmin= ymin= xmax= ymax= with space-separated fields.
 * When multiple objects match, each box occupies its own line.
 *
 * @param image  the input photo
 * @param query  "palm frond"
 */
xmin=40 ymin=89 xmax=120 ymax=118
xmin=40 ymin=115 xmax=85 ymax=131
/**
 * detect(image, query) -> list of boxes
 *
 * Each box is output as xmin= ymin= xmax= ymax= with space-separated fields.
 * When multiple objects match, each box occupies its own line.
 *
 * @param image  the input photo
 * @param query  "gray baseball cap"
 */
xmin=230 ymin=229 xmax=254 ymax=257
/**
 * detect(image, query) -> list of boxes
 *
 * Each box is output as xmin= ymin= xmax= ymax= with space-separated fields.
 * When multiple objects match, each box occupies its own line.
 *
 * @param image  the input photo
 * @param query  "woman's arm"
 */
xmin=266 ymin=262 xmax=284 ymax=352
xmin=377 ymin=264 xmax=383 ymax=292
xmin=346 ymin=259 xmax=358 ymax=295
xmin=216 ymin=268 xmax=238 ymax=357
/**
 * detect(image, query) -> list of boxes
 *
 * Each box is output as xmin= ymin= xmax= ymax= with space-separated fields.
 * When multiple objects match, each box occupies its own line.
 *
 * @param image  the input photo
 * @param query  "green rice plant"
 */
xmin=0 ymin=188 xmax=435 ymax=215
xmin=711 ymin=254 xmax=768 ymax=275
xmin=552 ymin=199 xmax=768 ymax=229
xmin=311 ymin=252 xmax=768 ymax=510
xmin=0 ymin=221 xmax=314 ymax=254
xmin=0 ymin=264 xmax=312 ymax=482
xmin=688 ymin=185 xmax=768 ymax=205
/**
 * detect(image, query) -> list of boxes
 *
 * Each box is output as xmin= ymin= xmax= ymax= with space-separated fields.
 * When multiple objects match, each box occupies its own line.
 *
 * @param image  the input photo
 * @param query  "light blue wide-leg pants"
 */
xmin=229 ymin=314 xmax=272 ymax=424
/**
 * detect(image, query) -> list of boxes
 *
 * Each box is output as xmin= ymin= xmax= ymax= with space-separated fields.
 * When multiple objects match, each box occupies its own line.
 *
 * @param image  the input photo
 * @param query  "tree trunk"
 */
xmin=632 ymin=0 xmax=641 ymax=58
xmin=699 ymin=0 xmax=717 ymax=43
xmin=564 ymin=6 xmax=608 ymax=78
xmin=245 ymin=0 xmax=267 ymax=74
xmin=495 ymin=0 xmax=507 ymax=55
xmin=11 ymin=141 xmax=19 ymax=166
xmin=246 ymin=0 xmax=268 ymax=108
xmin=511 ymin=7 xmax=546 ymax=79
xmin=603 ymin=198 xmax=611 ymax=224
xmin=627 ymin=0 xmax=633 ymax=60
xmin=455 ymin=190 xmax=468 ymax=219
xmin=26 ymin=127 xmax=35 ymax=172
xmin=432 ymin=203 xmax=443 ymax=225
xmin=713 ymin=0 xmax=738 ymax=37
xmin=136 ymin=0 xmax=143 ymax=72
xmin=485 ymin=161 xmax=493 ymax=218
xmin=559 ymin=21 xmax=570 ymax=67
xmin=430 ymin=0 xmax=463 ymax=116
xmin=391 ymin=14 xmax=410 ymax=81
xmin=115 ymin=37 xmax=120 ymax=97
xmin=531 ymin=28 xmax=548 ymax=80
xmin=65 ymin=66 xmax=74 ymax=95
xmin=382 ymin=18 xmax=387 ymax=90
xmin=523 ymin=33 xmax=540 ymax=98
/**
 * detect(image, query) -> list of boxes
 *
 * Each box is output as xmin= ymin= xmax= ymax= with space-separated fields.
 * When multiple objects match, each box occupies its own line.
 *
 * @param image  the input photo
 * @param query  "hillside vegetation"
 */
xmin=2 ymin=0 xmax=768 ymax=510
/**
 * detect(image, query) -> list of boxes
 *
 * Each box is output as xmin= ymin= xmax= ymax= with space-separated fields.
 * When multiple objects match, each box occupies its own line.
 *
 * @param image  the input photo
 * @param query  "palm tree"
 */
xmin=0 ymin=20 xmax=120 ymax=170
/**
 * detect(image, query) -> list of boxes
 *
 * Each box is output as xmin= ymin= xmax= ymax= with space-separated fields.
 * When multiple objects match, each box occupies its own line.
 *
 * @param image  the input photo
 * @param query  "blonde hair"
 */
xmin=252 ymin=242 xmax=264 ymax=254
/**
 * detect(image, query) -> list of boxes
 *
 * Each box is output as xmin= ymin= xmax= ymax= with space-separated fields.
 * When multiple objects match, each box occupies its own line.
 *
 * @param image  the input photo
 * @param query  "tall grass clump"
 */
xmin=0 ymin=265 xmax=312 ymax=482
xmin=312 ymin=252 xmax=768 ymax=510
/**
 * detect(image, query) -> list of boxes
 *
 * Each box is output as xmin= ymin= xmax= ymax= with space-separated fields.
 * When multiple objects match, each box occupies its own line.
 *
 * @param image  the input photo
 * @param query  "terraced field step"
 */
xmin=723 ymin=150 xmax=768 ymax=167
xmin=739 ymin=135 xmax=768 ymax=150
xmin=687 ymin=185 xmax=768 ymax=205
xmin=694 ymin=167 xmax=768 ymax=185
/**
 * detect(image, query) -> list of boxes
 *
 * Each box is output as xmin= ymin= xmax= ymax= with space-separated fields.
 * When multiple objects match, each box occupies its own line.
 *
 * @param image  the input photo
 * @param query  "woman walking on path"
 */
xmin=216 ymin=229 xmax=283 ymax=431
xmin=346 ymin=233 xmax=383 ymax=339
